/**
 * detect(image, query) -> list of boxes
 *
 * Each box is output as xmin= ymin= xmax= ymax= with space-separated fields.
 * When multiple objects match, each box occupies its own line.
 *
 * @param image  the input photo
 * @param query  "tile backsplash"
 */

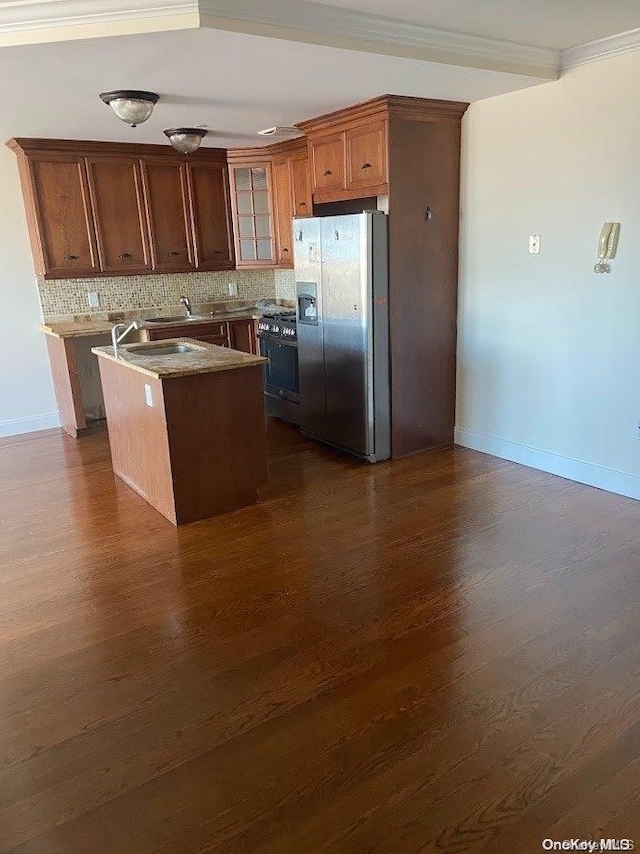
xmin=38 ymin=269 xmax=277 ymax=320
xmin=274 ymin=269 xmax=296 ymax=302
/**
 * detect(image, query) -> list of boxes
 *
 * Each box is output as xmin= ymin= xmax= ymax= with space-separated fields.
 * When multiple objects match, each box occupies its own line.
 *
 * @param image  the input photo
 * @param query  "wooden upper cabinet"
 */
xmin=345 ymin=120 xmax=387 ymax=190
xmin=85 ymin=157 xmax=150 ymax=274
xmin=25 ymin=153 xmax=98 ymax=279
xmin=228 ymin=164 xmax=276 ymax=267
xmin=141 ymin=160 xmax=195 ymax=272
xmin=187 ymin=162 xmax=234 ymax=270
xmin=310 ymin=133 xmax=345 ymax=194
xmin=272 ymin=157 xmax=294 ymax=268
xmin=290 ymin=150 xmax=312 ymax=217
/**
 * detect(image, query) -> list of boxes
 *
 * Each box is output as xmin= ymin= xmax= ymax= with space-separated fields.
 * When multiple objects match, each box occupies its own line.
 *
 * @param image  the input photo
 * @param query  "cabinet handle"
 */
xmin=214 ymin=250 xmax=222 ymax=255
xmin=299 ymin=202 xmax=307 ymax=207
xmin=63 ymin=254 xmax=79 ymax=261
xmin=323 ymin=170 xmax=333 ymax=177
xmin=119 ymin=253 xmax=132 ymax=259
xmin=282 ymin=248 xmax=289 ymax=253
xmin=167 ymin=251 xmax=181 ymax=257
xmin=361 ymin=163 xmax=372 ymax=170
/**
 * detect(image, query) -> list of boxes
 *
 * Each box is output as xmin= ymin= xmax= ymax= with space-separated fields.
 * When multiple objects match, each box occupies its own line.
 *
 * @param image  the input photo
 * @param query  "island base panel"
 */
xmin=97 ymin=358 xmax=268 ymax=525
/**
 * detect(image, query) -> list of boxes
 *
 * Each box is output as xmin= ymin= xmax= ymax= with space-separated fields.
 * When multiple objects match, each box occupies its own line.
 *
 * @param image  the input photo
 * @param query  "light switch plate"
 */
xmin=87 ymin=291 xmax=100 ymax=309
xmin=529 ymin=235 xmax=541 ymax=255
xmin=144 ymin=384 xmax=153 ymax=407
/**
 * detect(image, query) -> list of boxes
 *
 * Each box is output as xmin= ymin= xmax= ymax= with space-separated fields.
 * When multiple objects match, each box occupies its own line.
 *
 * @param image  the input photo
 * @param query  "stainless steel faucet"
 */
xmin=111 ymin=320 xmax=143 ymax=358
xmin=179 ymin=295 xmax=193 ymax=317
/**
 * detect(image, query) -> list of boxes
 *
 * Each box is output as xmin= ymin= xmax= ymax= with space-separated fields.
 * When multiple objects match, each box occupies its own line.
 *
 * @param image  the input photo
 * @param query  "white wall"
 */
xmin=457 ymin=51 xmax=640 ymax=499
xmin=0 ymin=147 xmax=58 ymax=437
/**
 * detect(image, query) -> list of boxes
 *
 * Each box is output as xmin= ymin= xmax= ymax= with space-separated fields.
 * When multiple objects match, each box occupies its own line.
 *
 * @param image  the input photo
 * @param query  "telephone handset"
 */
xmin=593 ymin=222 xmax=620 ymax=273
xmin=594 ymin=222 xmax=620 ymax=273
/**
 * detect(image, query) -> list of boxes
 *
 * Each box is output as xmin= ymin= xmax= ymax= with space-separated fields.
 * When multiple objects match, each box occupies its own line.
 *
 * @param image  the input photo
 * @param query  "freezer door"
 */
xmin=320 ymin=215 xmax=372 ymax=456
xmin=293 ymin=217 xmax=325 ymax=439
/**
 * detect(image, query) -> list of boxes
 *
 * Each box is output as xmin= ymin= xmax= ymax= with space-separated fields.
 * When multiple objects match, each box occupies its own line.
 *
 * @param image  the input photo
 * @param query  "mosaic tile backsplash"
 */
xmin=274 ymin=269 xmax=296 ymax=302
xmin=39 ymin=269 xmax=277 ymax=321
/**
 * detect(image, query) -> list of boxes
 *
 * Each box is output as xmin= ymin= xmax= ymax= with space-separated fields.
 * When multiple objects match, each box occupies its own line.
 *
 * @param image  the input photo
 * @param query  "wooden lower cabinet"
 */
xmin=228 ymin=318 xmax=259 ymax=355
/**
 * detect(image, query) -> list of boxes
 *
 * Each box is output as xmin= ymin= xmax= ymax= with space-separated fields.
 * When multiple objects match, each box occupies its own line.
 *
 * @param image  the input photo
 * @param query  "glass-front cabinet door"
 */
xmin=229 ymin=164 xmax=276 ymax=267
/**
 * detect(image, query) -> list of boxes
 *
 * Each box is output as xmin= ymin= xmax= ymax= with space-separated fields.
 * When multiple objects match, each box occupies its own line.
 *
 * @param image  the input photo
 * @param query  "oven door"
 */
xmin=259 ymin=335 xmax=300 ymax=403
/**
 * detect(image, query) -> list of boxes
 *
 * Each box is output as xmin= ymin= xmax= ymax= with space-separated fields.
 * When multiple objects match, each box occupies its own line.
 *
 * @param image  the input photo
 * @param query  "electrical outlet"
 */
xmin=634 ymin=421 xmax=640 ymax=440
xmin=529 ymin=235 xmax=541 ymax=255
xmin=228 ymin=281 xmax=238 ymax=298
xmin=86 ymin=291 xmax=100 ymax=309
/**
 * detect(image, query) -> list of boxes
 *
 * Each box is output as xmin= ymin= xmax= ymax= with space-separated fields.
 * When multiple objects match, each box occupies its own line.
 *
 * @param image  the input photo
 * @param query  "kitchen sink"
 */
xmin=127 ymin=344 xmax=196 ymax=356
xmin=147 ymin=315 xmax=212 ymax=324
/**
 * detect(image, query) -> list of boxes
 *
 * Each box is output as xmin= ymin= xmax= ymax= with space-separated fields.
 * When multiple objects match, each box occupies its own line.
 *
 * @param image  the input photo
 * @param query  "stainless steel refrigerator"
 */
xmin=293 ymin=211 xmax=390 ymax=463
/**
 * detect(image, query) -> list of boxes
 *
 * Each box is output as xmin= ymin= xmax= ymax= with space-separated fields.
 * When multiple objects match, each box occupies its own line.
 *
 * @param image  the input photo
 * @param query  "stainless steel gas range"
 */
xmin=257 ymin=311 xmax=300 ymax=425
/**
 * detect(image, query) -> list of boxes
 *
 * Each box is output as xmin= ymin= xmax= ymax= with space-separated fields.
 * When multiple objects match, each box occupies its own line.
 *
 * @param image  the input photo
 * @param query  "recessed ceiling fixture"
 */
xmin=258 ymin=126 xmax=302 ymax=137
xmin=164 ymin=127 xmax=207 ymax=155
xmin=99 ymin=90 xmax=159 ymax=127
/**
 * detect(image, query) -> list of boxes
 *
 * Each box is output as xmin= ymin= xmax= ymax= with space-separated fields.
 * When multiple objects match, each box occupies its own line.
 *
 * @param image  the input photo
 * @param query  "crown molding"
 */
xmin=562 ymin=27 xmax=640 ymax=71
xmin=0 ymin=0 xmax=198 ymax=46
xmin=199 ymin=0 xmax=559 ymax=79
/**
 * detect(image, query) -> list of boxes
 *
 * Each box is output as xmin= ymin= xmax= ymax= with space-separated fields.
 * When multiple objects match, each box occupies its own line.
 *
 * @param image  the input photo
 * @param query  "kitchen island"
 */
xmin=92 ymin=338 xmax=268 ymax=525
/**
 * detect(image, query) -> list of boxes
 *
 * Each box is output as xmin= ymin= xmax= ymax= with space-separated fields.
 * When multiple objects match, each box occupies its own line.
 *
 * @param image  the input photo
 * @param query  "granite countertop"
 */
xmin=92 ymin=338 xmax=267 ymax=380
xmin=40 ymin=319 xmax=114 ymax=338
xmin=40 ymin=310 xmax=261 ymax=340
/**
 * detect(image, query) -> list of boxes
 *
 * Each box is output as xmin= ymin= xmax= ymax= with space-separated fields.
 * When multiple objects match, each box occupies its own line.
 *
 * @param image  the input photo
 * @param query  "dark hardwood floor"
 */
xmin=1 ymin=419 xmax=639 ymax=853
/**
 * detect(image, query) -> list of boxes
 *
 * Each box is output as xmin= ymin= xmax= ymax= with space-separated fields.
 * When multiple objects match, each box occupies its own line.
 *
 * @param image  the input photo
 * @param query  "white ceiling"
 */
xmin=307 ymin=0 xmax=640 ymax=50
xmin=0 ymin=27 xmax=547 ymax=149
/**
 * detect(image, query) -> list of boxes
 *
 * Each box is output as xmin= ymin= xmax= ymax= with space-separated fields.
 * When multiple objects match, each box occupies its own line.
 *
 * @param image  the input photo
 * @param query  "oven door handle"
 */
xmin=257 ymin=335 xmax=298 ymax=348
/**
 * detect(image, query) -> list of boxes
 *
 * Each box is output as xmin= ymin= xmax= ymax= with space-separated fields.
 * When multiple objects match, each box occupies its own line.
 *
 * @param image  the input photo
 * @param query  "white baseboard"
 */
xmin=0 ymin=412 xmax=60 ymax=438
xmin=454 ymin=427 xmax=640 ymax=501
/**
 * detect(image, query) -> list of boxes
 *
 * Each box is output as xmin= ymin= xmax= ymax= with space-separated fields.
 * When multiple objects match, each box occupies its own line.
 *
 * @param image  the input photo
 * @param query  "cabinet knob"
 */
xmin=361 ymin=163 xmax=372 ymax=170
xmin=323 ymin=170 xmax=332 ymax=177
xmin=63 ymin=254 xmax=79 ymax=261
xmin=119 ymin=252 xmax=132 ymax=259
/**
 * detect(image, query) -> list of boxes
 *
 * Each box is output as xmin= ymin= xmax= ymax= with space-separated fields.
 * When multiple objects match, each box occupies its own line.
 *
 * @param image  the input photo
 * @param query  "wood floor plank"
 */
xmin=1 ymin=420 xmax=639 ymax=852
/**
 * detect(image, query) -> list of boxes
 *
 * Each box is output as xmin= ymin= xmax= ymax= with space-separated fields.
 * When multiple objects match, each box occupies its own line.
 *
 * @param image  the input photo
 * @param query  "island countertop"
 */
xmin=92 ymin=338 xmax=267 ymax=380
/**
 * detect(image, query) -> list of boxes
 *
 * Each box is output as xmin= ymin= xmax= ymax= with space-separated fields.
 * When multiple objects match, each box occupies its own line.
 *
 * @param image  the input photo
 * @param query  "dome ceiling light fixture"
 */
xmin=99 ymin=90 xmax=159 ymax=127
xmin=163 ymin=127 xmax=207 ymax=155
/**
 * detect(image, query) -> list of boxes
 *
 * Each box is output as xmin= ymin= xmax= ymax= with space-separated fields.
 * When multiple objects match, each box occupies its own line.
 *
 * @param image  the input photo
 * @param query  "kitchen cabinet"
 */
xmin=17 ymin=150 xmax=98 ymax=279
xmin=345 ymin=120 xmax=387 ymax=190
xmin=309 ymin=133 xmax=345 ymax=195
xmin=228 ymin=164 xmax=276 ymax=267
xmin=227 ymin=138 xmax=311 ymax=270
xmin=187 ymin=162 xmax=234 ymax=270
xmin=141 ymin=160 xmax=195 ymax=272
xmin=8 ymin=139 xmax=233 ymax=280
xmin=272 ymin=157 xmax=294 ymax=267
xmin=290 ymin=148 xmax=312 ymax=217
xmin=86 ymin=156 xmax=150 ymax=274
xmin=228 ymin=317 xmax=259 ymax=355
xmin=299 ymin=111 xmax=389 ymax=202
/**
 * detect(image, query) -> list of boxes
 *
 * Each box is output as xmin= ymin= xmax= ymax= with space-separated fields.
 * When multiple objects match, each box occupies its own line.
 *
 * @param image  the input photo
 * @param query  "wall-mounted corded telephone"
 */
xmin=594 ymin=222 xmax=620 ymax=274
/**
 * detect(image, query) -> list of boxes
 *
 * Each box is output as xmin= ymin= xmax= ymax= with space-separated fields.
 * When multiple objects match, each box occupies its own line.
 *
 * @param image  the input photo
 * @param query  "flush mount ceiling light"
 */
xmin=164 ymin=127 xmax=207 ymax=155
xmin=99 ymin=90 xmax=159 ymax=127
